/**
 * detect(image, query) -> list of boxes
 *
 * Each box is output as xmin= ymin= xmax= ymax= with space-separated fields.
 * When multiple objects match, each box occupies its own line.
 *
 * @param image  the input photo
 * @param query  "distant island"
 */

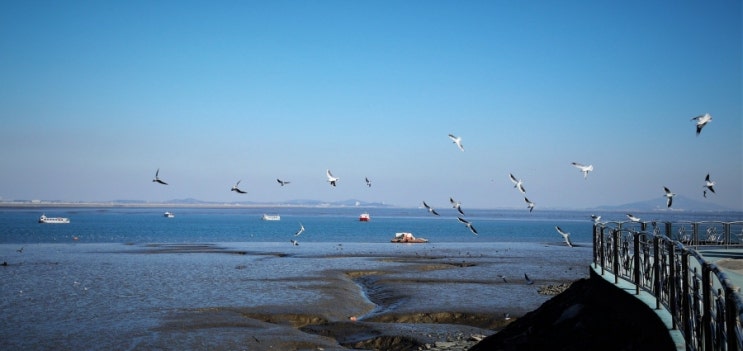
xmin=0 ymin=198 xmax=394 ymax=209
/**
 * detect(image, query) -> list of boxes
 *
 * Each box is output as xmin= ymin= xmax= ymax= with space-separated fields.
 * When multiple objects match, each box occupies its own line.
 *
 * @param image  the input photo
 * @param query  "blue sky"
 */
xmin=1 ymin=1 xmax=741 ymax=210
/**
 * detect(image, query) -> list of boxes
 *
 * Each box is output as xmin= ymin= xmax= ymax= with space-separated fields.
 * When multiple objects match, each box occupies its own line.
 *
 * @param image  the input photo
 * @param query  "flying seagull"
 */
xmin=326 ymin=169 xmax=339 ymax=187
xmin=422 ymin=201 xmax=440 ymax=216
xmin=450 ymin=197 xmax=465 ymax=215
xmin=290 ymin=239 xmax=299 ymax=246
xmin=627 ymin=213 xmax=641 ymax=222
xmin=571 ymin=162 xmax=593 ymax=179
xmin=703 ymin=173 xmax=715 ymax=197
xmin=277 ymin=179 xmax=291 ymax=186
xmin=509 ymin=173 xmax=526 ymax=194
xmin=365 ymin=177 xmax=372 ymax=187
xmin=555 ymin=226 xmax=574 ymax=247
xmin=448 ymin=134 xmax=464 ymax=152
xmin=152 ymin=168 xmax=168 ymax=185
xmin=231 ymin=180 xmax=247 ymax=194
xmin=524 ymin=273 xmax=534 ymax=285
xmin=663 ymin=186 xmax=676 ymax=208
xmin=294 ymin=223 xmax=305 ymax=237
xmin=691 ymin=113 xmax=712 ymax=136
xmin=457 ymin=217 xmax=478 ymax=235
xmin=525 ymin=197 xmax=535 ymax=212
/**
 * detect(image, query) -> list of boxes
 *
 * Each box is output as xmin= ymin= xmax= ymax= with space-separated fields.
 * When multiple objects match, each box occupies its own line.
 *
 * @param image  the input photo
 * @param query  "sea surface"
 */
xmin=1 ymin=207 xmax=740 ymax=350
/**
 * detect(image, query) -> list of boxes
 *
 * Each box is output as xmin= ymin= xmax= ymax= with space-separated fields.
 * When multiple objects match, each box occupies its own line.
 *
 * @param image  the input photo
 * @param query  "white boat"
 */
xmin=261 ymin=214 xmax=280 ymax=221
xmin=39 ymin=214 xmax=70 ymax=224
xmin=164 ymin=212 xmax=175 ymax=218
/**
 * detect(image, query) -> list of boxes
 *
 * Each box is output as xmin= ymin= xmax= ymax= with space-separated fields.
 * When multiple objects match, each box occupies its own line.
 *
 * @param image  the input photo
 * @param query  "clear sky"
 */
xmin=1 ymin=1 xmax=741 ymax=210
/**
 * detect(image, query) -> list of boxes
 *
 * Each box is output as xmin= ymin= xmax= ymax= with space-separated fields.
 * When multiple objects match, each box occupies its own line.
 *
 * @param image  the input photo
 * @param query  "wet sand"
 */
xmin=1 ymin=242 xmax=590 ymax=350
xmin=128 ymin=242 xmax=591 ymax=350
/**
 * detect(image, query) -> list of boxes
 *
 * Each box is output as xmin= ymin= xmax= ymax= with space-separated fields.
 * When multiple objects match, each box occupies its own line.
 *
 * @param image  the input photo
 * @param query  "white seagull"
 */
xmin=365 ymin=177 xmax=372 ymax=187
xmin=457 ymin=217 xmax=478 ymax=235
xmin=691 ymin=113 xmax=712 ymax=136
xmin=326 ymin=170 xmax=339 ymax=187
xmin=663 ymin=186 xmax=676 ymax=208
xmin=450 ymin=197 xmax=465 ymax=215
xmin=152 ymin=168 xmax=168 ymax=185
xmin=290 ymin=239 xmax=299 ymax=246
xmin=627 ymin=213 xmax=641 ymax=222
xmin=294 ymin=223 xmax=305 ymax=237
xmin=703 ymin=173 xmax=715 ymax=197
xmin=422 ymin=201 xmax=440 ymax=216
xmin=591 ymin=214 xmax=602 ymax=224
xmin=509 ymin=173 xmax=526 ymax=194
xmin=555 ymin=226 xmax=574 ymax=247
xmin=571 ymin=162 xmax=593 ymax=179
xmin=524 ymin=197 xmax=535 ymax=212
xmin=448 ymin=134 xmax=464 ymax=152
xmin=277 ymin=179 xmax=291 ymax=186
xmin=231 ymin=180 xmax=247 ymax=194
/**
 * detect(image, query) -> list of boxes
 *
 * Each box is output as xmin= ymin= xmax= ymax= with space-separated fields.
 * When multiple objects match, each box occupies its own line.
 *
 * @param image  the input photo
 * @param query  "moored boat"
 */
xmin=164 ymin=212 xmax=175 ymax=218
xmin=38 ymin=214 xmax=70 ymax=224
xmin=262 ymin=214 xmax=281 ymax=221
xmin=390 ymin=232 xmax=428 ymax=243
xmin=359 ymin=213 xmax=370 ymax=222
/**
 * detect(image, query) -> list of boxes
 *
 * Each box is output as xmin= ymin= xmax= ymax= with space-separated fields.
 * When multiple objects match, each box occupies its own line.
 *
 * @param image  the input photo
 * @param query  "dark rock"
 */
xmin=469 ymin=271 xmax=676 ymax=351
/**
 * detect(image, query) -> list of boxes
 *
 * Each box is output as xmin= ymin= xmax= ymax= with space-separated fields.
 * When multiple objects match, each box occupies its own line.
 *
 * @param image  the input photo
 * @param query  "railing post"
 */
xmin=654 ymin=235 xmax=662 ymax=310
xmin=665 ymin=221 xmax=672 ymax=238
xmin=702 ymin=263 xmax=713 ymax=351
xmin=681 ymin=250 xmax=692 ymax=344
xmin=613 ymin=229 xmax=620 ymax=284
xmin=599 ymin=226 xmax=606 ymax=275
xmin=726 ymin=285 xmax=739 ymax=351
xmin=634 ymin=232 xmax=641 ymax=295
xmin=668 ymin=240 xmax=678 ymax=330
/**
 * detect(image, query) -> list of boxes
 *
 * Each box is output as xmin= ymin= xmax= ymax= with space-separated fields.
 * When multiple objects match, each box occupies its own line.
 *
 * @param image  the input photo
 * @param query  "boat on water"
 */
xmin=164 ymin=212 xmax=175 ymax=218
xmin=359 ymin=213 xmax=370 ymax=222
xmin=390 ymin=232 xmax=428 ymax=243
xmin=38 ymin=214 xmax=70 ymax=224
xmin=261 ymin=214 xmax=281 ymax=221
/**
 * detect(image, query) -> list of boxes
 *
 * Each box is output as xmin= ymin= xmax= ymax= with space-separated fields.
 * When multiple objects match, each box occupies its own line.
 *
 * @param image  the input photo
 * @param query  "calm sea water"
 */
xmin=1 ymin=207 xmax=740 ymax=350
xmin=2 ymin=206 xmax=740 ymax=245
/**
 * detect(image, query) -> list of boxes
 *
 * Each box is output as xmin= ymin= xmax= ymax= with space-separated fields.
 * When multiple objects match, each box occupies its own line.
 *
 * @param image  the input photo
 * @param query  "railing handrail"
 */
xmin=593 ymin=220 xmax=743 ymax=351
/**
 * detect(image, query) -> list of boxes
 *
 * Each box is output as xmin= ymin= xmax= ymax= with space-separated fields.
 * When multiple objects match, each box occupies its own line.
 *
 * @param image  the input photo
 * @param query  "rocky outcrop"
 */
xmin=469 ymin=271 xmax=677 ymax=351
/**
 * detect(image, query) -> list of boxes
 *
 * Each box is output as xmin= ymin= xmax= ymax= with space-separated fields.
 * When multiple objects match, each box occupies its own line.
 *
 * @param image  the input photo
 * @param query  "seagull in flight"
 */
xmin=231 ymin=180 xmax=247 ymax=194
xmin=17 ymin=247 xmax=23 ymax=253
xmin=422 ymin=201 xmax=440 ymax=216
xmin=571 ymin=162 xmax=593 ymax=179
xmin=290 ymin=239 xmax=299 ymax=246
xmin=555 ymin=226 xmax=574 ymax=247
xmin=524 ymin=273 xmax=534 ymax=285
xmin=524 ymin=197 xmax=535 ymax=212
xmin=294 ymin=223 xmax=305 ymax=237
xmin=450 ymin=197 xmax=465 ymax=215
xmin=509 ymin=173 xmax=526 ymax=194
xmin=457 ymin=217 xmax=478 ymax=235
xmin=663 ymin=186 xmax=676 ymax=208
xmin=277 ymin=179 xmax=291 ymax=186
xmin=326 ymin=170 xmax=339 ymax=187
xmin=691 ymin=113 xmax=712 ymax=136
xmin=365 ymin=177 xmax=372 ymax=187
xmin=152 ymin=168 xmax=168 ymax=185
xmin=627 ymin=213 xmax=641 ymax=222
xmin=448 ymin=134 xmax=464 ymax=152
xmin=703 ymin=173 xmax=715 ymax=197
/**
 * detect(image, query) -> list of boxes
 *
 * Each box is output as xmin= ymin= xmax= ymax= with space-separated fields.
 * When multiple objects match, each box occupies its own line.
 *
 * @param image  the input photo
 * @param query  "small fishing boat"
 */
xmin=38 ymin=214 xmax=70 ymax=224
xmin=359 ymin=213 xmax=370 ymax=222
xmin=164 ymin=212 xmax=175 ymax=218
xmin=390 ymin=232 xmax=428 ymax=243
xmin=262 ymin=214 xmax=281 ymax=221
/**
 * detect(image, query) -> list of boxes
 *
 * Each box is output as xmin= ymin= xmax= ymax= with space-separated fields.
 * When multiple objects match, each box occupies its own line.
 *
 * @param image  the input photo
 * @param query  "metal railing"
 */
xmin=593 ymin=220 xmax=743 ymax=351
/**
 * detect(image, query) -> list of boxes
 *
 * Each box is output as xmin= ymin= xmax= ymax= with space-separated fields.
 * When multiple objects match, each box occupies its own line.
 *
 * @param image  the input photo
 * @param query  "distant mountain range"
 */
xmin=593 ymin=195 xmax=734 ymax=212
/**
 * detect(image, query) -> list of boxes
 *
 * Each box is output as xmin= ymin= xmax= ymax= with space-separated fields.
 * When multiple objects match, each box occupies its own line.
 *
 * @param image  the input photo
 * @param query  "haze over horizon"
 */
xmin=1 ymin=1 xmax=741 ymax=211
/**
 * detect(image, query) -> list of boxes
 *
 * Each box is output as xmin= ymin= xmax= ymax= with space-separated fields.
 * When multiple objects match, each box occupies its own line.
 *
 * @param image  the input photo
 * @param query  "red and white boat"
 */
xmin=359 ymin=213 xmax=370 ymax=222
